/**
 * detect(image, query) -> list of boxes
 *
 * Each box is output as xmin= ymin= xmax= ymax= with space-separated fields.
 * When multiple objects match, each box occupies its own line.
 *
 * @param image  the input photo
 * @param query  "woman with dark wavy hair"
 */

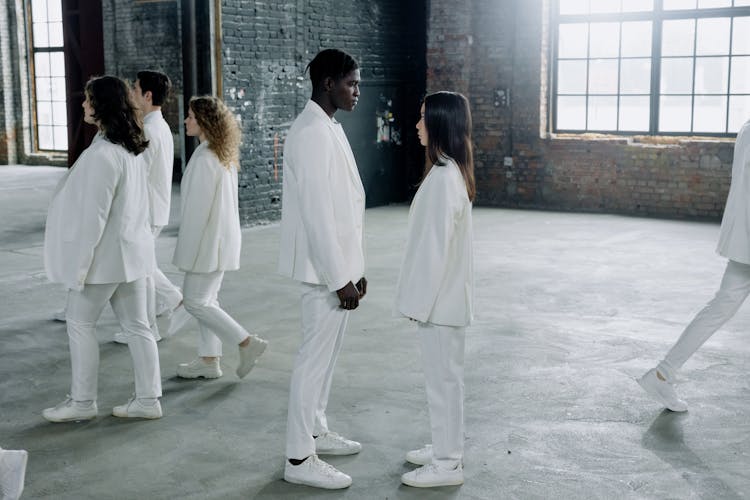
xmin=43 ymin=75 xmax=163 ymax=422
xmin=172 ymin=95 xmax=268 ymax=380
xmin=394 ymin=91 xmax=475 ymax=488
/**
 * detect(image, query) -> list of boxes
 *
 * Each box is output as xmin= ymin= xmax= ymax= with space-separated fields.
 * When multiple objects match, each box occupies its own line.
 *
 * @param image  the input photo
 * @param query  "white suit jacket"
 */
xmin=394 ymin=158 xmax=474 ymax=327
xmin=173 ymin=142 xmax=241 ymax=273
xmin=717 ymin=119 xmax=750 ymax=264
xmin=143 ymin=110 xmax=174 ymax=227
xmin=278 ymin=100 xmax=366 ymax=292
xmin=44 ymin=134 xmax=154 ymax=290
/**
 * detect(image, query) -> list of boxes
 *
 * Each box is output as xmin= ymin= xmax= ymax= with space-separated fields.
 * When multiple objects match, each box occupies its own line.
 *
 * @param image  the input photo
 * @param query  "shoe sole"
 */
xmin=43 ymin=414 xmax=97 ymax=423
xmin=636 ymin=377 xmax=688 ymax=412
xmin=283 ymin=475 xmax=351 ymax=489
xmin=176 ymin=372 xmax=223 ymax=379
xmin=112 ymin=411 xmax=162 ymax=419
xmin=401 ymin=477 xmax=464 ymax=488
xmin=405 ymin=456 xmax=431 ymax=465
xmin=316 ymin=448 xmax=361 ymax=456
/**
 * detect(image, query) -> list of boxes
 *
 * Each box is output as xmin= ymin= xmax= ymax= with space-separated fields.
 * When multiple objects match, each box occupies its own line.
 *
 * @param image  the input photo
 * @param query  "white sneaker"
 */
xmin=315 ymin=431 xmax=362 ymax=456
xmin=164 ymin=304 xmax=193 ymax=338
xmin=406 ymin=444 xmax=433 ymax=465
xmin=401 ymin=463 xmax=464 ymax=488
xmin=176 ymin=358 xmax=223 ymax=379
xmin=637 ymin=368 xmax=688 ymax=412
xmin=52 ymin=309 xmax=66 ymax=322
xmin=112 ymin=397 xmax=162 ymax=419
xmin=236 ymin=336 xmax=268 ymax=379
xmin=0 ymin=449 xmax=28 ymax=500
xmin=283 ymin=455 xmax=352 ymax=489
xmin=42 ymin=396 xmax=97 ymax=422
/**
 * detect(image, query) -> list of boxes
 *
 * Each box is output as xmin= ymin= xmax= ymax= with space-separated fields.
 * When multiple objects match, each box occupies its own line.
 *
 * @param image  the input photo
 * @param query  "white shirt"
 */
xmin=143 ymin=110 xmax=174 ymax=227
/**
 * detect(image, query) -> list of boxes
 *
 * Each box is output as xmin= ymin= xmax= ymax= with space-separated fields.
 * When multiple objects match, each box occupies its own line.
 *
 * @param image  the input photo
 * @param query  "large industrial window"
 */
xmin=29 ymin=0 xmax=67 ymax=151
xmin=553 ymin=0 xmax=750 ymax=136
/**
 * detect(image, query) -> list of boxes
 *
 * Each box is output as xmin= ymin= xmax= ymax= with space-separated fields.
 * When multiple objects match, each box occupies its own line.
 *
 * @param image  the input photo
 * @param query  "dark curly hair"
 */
xmin=85 ymin=75 xmax=149 ymax=155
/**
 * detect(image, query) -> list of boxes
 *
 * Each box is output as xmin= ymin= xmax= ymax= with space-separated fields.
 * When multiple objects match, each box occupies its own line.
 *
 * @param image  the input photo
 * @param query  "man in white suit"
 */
xmin=113 ymin=70 xmax=185 ymax=343
xmin=638 ymin=117 xmax=750 ymax=412
xmin=278 ymin=48 xmax=367 ymax=490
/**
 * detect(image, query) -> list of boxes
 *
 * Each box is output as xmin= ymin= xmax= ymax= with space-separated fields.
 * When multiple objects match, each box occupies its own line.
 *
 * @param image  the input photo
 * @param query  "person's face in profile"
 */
xmin=82 ymin=93 xmax=97 ymax=126
xmin=131 ymin=79 xmax=147 ymax=111
xmin=184 ymin=108 xmax=202 ymax=138
xmin=329 ymin=69 xmax=361 ymax=112
xmin=416 ymin=102 xmax=427 ymax=147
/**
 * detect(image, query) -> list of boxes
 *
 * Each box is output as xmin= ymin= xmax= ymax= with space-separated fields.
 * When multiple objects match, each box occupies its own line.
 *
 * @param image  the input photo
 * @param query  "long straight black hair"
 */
xmin=85 ymin=75 xmax=148 ymax=155
xmin=423 ymin=91 xmax=475 ymax=202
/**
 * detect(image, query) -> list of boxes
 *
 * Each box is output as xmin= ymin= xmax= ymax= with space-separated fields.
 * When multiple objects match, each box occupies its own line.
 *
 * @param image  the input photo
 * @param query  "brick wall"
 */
xmin=427 ymin=0 xmax=736 ymax=220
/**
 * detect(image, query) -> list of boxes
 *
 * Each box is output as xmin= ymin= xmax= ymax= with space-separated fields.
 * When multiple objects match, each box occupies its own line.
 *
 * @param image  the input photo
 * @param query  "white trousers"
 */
xmin=419 ymin=322 xmax=465 ymax=468
xmin=65 ymin=278 xmax=162 ymax=401
xmin=659 ymin=259 xmax=750 ymax=380
xmin=150 ymin=226 xmax=183 ymax=316
xmin=286 ymin=283 xmax=349 ymax=459
xmin=182 ymin=271 xmax=249 ymax=357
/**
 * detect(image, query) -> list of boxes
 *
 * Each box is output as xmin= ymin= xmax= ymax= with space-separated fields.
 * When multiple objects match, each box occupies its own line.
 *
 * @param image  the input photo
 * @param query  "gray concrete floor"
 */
xmin=1 ymin=165 xmax=749 ymax=499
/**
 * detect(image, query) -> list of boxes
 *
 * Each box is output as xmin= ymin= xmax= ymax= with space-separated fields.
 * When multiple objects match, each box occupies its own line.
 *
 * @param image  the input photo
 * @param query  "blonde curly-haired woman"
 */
xmin=173 ymin=96 xmax=267 ymax=380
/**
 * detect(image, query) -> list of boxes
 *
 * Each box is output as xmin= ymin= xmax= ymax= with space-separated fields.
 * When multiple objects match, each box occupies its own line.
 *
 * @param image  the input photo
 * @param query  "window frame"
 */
xmin=551 ymin=0 xmax=750 ymax=137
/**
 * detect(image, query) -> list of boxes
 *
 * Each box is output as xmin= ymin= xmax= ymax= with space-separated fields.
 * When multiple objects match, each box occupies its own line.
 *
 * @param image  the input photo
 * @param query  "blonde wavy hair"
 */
xmin=189 ymin=96 xmax=241 ymax=169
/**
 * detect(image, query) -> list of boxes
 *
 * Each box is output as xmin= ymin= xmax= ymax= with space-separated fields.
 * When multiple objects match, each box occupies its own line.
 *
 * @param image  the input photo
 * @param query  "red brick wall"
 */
xmin=427 ymin=0 xmax=735 ymax=220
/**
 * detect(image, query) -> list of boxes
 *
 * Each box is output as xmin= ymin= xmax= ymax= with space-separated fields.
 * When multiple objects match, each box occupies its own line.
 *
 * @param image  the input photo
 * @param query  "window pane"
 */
xmin=732 ymin=17 xmax=750 ymax=55
xmin=693 ymin=95 xmax=727 ymax=132
xmin=36 ymin=78 xmax=51 ymax=100
xmin=620 ymin=58 xmax=651 ymax=93
xmin=588 ymin=96 xmax=618 ymax=130
xmin=621 ymin=21 xmax=652 ymax=57
xmin=557 ymin=60 xmax=588 ymax=93
xmin=52 ymin=101 xmax=67 ymax=125
xmin=38 ymin=126 xmax=53 ymax=149
xmin=590 ymin=23 xmax=620 ymax=58
xmin=31 ymin=0 xmax=47 ymax=22
xmin=696 ymin=18 xmax=730 ymax=56
xmin=735 ymin=0 xmax=750 ymax=6
xmin=698 ymin=0 xmax=731 ymax=7
xmin=37 ymin=101 xmax=52 ymax=125
xmin=662 ymin=19 xmax=695 ymax=56
xmin=589 ymin=59 xmax=619 ymax=93
xmin=590 ymin=0 xmax=621 ymax=14
xmin=48 ymin=22 xmax=63 ymax=47
xmin=47 ymin=0 xmax=62 ymax=22
xmin=557 ymin=96 xmax=587 ymax=129
xmin=730 ymin=56 xmax=750 ymax=92
xmin=661 ymin=58 xmax=694 ymax=93
xmin=559 ymin=0 xmax=590 ymax=15
xmin=728 ymin=96 xmax=750 ymax=132
xmin=32 ymin=22 xmax=48 ymax=47
xmin=53 ymin=126 xmax=67 ymax=150
xmin=49 ymin=52 xmax=65 ymax=76
xmin=619 ymin=96 xmax=650 ymax=130
xmin=664 ymin=0 xmax=697 ymax=8
xmin=660 ymin=95 xmax=693 ymax=131
xmin=695 ymin=56 xmax=729 ymax=93
xmin=51 ymin=77 xmax=66 ymax=100
xmin=559 ymin=23 xmax=588 ymax=58
xmin=622 ymin=0 xmax=654 ymax=12
xmin=34 ymin=52 xmax=50 ymax=77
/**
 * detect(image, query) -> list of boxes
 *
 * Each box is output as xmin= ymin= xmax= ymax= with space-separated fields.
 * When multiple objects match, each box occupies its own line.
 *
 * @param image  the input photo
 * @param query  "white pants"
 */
xmin=286 ymin=283 xmax=349 ymax=459
xmin=150 ymin=226 xmax=183 ymax=316
xmin=659 ymin=259 xmax=750 ymax=380
xmin=66 ymin=278 xmax=162 ymax=401
xmin=419 ymin=322 xmax=465 ymax=469
xmin=182 ymin=271 xmax=249 ymax=357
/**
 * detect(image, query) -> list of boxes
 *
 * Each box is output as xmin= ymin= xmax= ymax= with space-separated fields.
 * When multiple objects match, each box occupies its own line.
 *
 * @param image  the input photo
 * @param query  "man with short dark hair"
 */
xmin=278 ymin=48 xmax=366 ymax=490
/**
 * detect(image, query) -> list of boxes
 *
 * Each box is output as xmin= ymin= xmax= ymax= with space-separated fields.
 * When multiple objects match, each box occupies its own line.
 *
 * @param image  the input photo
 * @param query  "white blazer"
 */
xmin=173 ymin=142 xmax=241 ymax=273
xmin=278 ymin=100 xmax=366 ymax=292
xmin=394 ymin=158 xmax=474 ymax=327
xmin=717 ymin=118 xmax=750 ymax=264
xmin=44 ymin=134 xmax=154 ymax=290
xmin=143 ymin=110 xmax=174 ymax=227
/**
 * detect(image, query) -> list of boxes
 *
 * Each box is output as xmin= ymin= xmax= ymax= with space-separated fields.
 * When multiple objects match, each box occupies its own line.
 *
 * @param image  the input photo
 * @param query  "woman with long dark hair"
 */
xmin=172 ymin=96 xmax=267 ymax=380
xmin=394 ymin=91 xmax=475 ymax=487
xmin=43 ymin=75 xmax=163 ymax=421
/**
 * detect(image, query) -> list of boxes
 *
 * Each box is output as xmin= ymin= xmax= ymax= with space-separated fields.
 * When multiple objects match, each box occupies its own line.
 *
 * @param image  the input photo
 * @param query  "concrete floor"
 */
xmin=1 ymin=165 xmax=749 ymax=499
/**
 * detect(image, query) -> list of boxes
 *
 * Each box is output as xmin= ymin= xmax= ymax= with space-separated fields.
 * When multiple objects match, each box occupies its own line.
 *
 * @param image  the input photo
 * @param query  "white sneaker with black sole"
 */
xmin=637 ymin=368 xmax=688 ymax=412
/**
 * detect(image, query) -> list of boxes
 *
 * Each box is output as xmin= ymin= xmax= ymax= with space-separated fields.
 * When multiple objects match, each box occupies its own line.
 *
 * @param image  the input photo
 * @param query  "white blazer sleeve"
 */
xmin=396 ymin=171 xmax=461 ymax=322
xmin=174 ymin=153 xmax=219 ymax=270
xmin=69 ymin=149 xmax=121 ymax=290
xmin=295 ymin=129 xmax=352 ymax=291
